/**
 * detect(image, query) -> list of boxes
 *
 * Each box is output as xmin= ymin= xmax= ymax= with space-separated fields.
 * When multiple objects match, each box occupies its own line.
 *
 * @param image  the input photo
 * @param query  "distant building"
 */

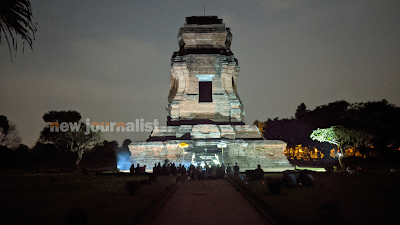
xmin=129 ymin=16 xmax=292 ymax=171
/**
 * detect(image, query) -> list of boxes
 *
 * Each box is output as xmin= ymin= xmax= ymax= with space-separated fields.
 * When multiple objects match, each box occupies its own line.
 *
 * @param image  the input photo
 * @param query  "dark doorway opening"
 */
xmin=199 ymin=81 xmax=212 ymax=102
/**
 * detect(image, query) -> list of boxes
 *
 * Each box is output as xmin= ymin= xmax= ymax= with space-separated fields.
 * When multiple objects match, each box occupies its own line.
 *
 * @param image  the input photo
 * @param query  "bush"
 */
xmin=139 ymin=180 xmax=152 ymax=185
xmin=125 ymin=181 xmax=140 ymax=195
xmin=148 ymin=174 xmax=157 ymax=182
xmin=325 ymin=166 xmax=334 ymax=173
xmin=266 ymin=178 xmax=283 ymax=195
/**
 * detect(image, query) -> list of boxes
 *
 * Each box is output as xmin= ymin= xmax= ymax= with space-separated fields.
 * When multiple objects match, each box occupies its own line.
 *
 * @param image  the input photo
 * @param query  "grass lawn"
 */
xmin=232 ymin=171 xmax=400 ymax=225
xmin=0 ymin=171 xmax=179 ymax=225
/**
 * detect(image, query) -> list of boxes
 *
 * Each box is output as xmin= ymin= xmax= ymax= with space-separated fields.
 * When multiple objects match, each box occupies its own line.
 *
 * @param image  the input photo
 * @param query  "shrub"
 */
xmin=139 ymin=180 xmax=152 ymax=185
xmin=125 ymin=181 xmax=140 ymax=195
xmin=266 ymin=178 xmax=283 ymax=195
xmin=325 ymin=166 xmax=334 ymax=173
xmin=148 ymin=174 xmax=157 ymax=182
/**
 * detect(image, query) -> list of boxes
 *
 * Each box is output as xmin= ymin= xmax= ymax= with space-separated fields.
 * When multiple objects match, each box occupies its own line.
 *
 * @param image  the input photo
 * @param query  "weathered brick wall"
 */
xmin=167 ymin=22 xmax=244 ymax=123
xmin=129 ymin=140 xmax=293 ymax=171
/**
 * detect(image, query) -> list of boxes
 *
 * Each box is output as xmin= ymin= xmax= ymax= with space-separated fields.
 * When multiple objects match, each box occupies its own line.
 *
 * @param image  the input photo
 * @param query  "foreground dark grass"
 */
xmin=232 ymin=171 xmax=400 ymax=225
xmin=0 ymin=171 xmax=179 ymax=225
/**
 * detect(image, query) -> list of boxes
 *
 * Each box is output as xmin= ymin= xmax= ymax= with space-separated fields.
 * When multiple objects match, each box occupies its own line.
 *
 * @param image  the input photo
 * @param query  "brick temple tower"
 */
xmin=129 ymin=16 xmax=292 ymax=171
xmin=167 ymin=16 xmax=244 ymax=125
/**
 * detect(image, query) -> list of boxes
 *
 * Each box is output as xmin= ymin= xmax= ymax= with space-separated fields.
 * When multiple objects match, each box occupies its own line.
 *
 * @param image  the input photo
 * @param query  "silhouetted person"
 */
xmin=139 ymin=165 xmax=146 ymax=174
xmin=135 ymin=164 xmax=141 ymax=173
xmin=216 ymin=165 xmax=224 ymax=179
xmin=254 ymin=164 xmax=264 ymax=180
xmin=226 ymin=163 xmax=232 ymax=174
xmin=282 ymin=170 xmax=296 ymax=189
xmin=233 ymin=162 xmax=240 ymax=177
xmin=220 ymin=163 xmax=225 ymax=175
xmin=189 ymin=164 xmax=195 ymax=179
xmin=162 ymin=163 xmax=168 ymax=175
xmin=130 ymin=164 xmax=135 ymax=174
xmin=153 ymin=163 xmax=158 ymax=174
xmin=156 ymin=162 xmax=162 ymax=175
xmin=180 ymin=164 xmax=186 ymax=175
xmin=297 ymin=170 xmax=314 ymax=187
xmin=170 ymin=163 xmax=177 ymax=176
xmin=210 ymin=165 xmax=217 ymax=179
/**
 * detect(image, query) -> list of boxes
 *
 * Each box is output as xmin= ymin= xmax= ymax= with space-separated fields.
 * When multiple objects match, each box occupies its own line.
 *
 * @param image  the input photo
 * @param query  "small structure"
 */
xmin=129 ymin=16 xmax=292 ymax=171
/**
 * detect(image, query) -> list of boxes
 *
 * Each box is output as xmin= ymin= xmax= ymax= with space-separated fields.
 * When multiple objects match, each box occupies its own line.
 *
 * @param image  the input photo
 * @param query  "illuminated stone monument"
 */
xmin=129 ymin=16 xmax=292 ymax=171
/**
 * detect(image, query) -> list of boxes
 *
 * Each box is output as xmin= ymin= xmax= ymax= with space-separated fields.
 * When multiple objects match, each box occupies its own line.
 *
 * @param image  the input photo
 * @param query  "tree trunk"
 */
xmin=76 ymin=150 xmax=83 ymax=170
xmin=338 ymin=147 xmax=346 ymax=172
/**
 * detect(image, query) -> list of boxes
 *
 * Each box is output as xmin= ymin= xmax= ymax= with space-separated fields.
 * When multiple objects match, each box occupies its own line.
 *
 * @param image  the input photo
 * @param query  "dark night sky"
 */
xmin=1 ymin=0 xmax=399 ymax=147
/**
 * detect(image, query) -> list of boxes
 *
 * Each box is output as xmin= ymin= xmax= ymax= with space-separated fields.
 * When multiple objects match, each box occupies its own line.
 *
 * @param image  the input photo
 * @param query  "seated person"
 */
xmin=282 ymin=170 xmax=296 ymax=188
xmin=139 ymin=165 xmax=146 ymax=174
xmin=297 ymin=170 xmax=314 ymax=187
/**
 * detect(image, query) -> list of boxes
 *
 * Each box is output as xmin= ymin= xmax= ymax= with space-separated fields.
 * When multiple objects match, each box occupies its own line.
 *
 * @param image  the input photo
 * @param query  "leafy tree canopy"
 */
xmin=310 ymin=126 xmax=372 ymax=154
xmin=38 ymin=110 xmax=103 ymax=169
xmin=0 ymin=115 xmax=21 ymax=149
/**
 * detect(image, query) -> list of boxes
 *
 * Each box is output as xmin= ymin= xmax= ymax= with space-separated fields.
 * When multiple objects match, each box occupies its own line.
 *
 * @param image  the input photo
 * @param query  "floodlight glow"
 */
xmin=179 ymin=142 xmax=189 ymax=148
xmin=213 ymin=154 xmax=220 ymax=165
xmin=116 ymin=151 xmax=131 ymax=170
xmin=217 ymin=142 xmax=227 ymax=148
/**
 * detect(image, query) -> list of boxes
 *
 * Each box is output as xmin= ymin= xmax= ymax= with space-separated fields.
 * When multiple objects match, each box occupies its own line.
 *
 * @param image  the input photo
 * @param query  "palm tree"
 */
xmin=0 ymin=0 xmax=37 ymax=60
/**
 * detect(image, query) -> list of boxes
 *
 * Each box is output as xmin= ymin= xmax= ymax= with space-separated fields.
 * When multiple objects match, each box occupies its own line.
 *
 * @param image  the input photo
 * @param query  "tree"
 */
xmin=343 ymin=100 xmax=400 ymax=152
xmin=38 ymin=111 xmax=104 ymax=169
xmin=310 ymin=126 xmax=373 ymax=169
xmin=122 ymin=139 xmax=132 ymax=150
xmin=295 ymin=103 xmax=309 ymax=120
xmin=83 ymin=140 xmax=118 ymax=168
xmin=307 ymin=100 xmax=350 ymax=128
xmin=310 ymin=126 xmax=372 ymax=154
xmin=0 ymin=115 xmax=21 ymax=149
xmin=0 ymin=0 xmax=37 ymax=61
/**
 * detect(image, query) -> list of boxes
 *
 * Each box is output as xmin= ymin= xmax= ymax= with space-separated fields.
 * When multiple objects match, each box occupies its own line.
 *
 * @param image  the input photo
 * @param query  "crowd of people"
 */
xmin=187 ymin=163 xmax=228 ymax=180
xmin=152 ymin=162 xmax=187 ymax=176
xmin=129 ymin=161 xmax=314 ymax=188
xmin=129 ymin=160 xmax=243 ymax=180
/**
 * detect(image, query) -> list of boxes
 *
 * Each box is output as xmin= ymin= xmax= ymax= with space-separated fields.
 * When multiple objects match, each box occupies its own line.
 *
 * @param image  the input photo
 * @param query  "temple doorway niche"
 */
xmin=189 ymin=145 xmax=223 ymax=167
xmin=199 ymin=81 xmax=212 ymax=102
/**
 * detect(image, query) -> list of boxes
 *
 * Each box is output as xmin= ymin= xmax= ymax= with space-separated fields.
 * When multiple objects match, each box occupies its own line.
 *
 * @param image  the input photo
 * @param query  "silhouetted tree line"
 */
xmin=254 ymin=100 xmax=400 ymax=160
xmin=0 ymin=111 xmax=133 ymax=171
xmin=1 ymin=138 xmax=119 ymax=172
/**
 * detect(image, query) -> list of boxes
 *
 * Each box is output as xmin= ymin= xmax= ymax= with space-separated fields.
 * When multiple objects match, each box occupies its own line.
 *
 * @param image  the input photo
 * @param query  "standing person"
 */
xmin=255 ymin=164 xmax=264 ymax=180
xmin=233 ymin=162 xmax=240 ymax=177
xmin=226 ymin=163 xmax=232 ymax=175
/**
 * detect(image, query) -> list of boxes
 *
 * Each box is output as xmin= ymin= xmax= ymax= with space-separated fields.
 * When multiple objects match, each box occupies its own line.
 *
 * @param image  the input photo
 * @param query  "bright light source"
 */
xmin=179 ymin=142 xmax=189 ymax=148
xmin=217 ymin=142 xmax=227 ymax=148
